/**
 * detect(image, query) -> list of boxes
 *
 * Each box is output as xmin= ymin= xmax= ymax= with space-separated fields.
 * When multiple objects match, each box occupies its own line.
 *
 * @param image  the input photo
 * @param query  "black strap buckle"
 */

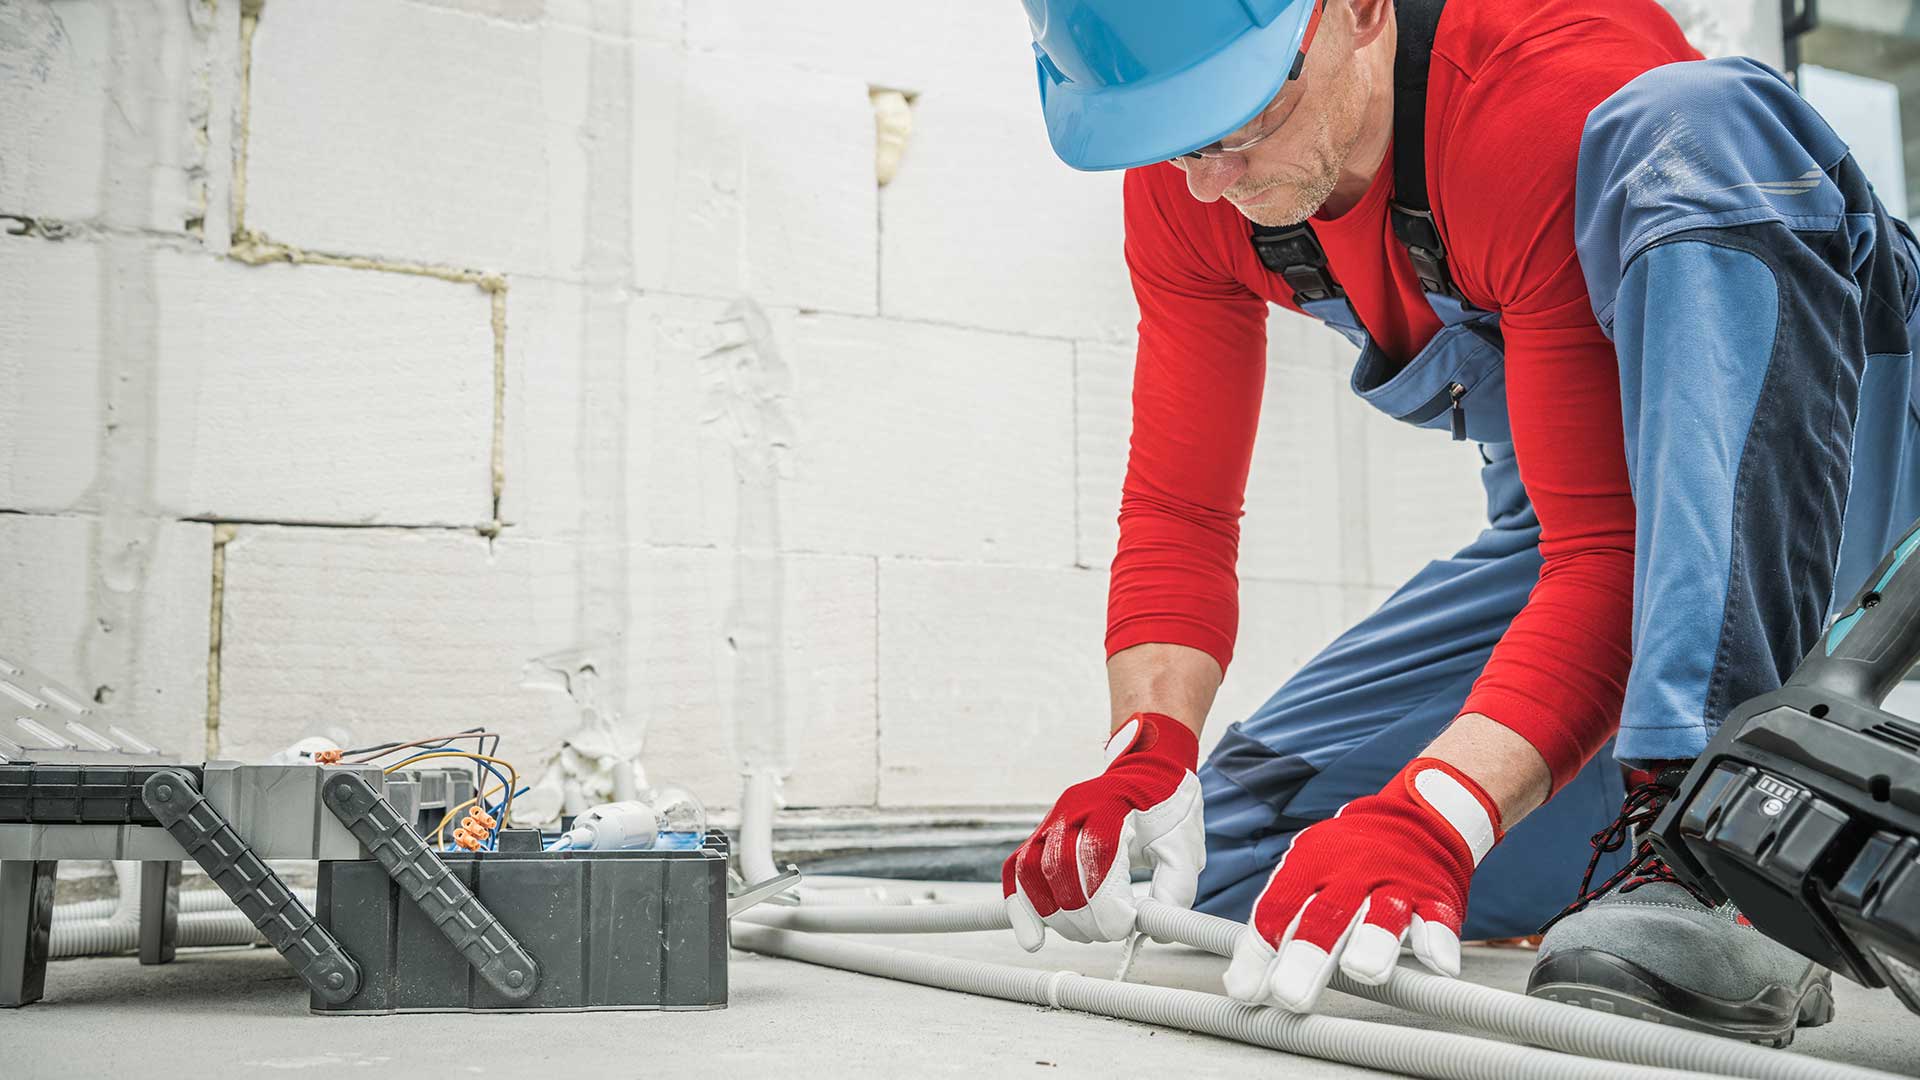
xmin=1249 ymin=224 xmax=1346 ymax=303
xmin=1389 ymin=201 xmax=1464 ymax=301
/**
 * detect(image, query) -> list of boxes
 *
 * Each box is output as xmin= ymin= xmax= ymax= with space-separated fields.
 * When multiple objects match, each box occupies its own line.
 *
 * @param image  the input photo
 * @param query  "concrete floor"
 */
xmin=6 ymin=884 xmax=1919 ymax=1079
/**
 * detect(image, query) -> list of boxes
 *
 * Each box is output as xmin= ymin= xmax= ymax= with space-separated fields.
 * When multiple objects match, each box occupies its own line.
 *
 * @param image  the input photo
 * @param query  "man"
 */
xmin=1000 ymin=0 xmax=1920 ymax=1045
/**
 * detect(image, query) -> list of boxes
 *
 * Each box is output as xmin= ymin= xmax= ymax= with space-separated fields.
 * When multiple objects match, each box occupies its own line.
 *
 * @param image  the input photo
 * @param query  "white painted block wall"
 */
xmin=0 ymin=0 xmax=1753 ymax=821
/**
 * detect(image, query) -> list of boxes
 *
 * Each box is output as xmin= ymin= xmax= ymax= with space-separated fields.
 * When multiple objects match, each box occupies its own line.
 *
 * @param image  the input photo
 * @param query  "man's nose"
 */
xmin=1182 ymin=154 xmax=1247 ymax=203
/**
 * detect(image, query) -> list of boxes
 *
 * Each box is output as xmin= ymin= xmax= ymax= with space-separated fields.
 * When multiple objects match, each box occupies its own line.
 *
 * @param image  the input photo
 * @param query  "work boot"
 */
xmin=1525 ymin=767 xmax=1835 ymax=1047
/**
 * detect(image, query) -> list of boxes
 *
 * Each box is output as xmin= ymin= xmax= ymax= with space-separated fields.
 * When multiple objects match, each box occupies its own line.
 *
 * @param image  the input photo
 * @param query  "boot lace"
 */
xmin=1537 ymin=771 xmax=1717 ymax=935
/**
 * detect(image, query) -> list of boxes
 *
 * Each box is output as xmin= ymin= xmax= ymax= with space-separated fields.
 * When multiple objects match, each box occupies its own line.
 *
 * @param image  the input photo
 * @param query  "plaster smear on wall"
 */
xmin=80 ymin=1 xmax=168 ymax=720
xmin=0 ymin=2 xmax=76 ymax=210
xmin=706 ymin=298 xmax=797 ymax=784
xmin=514 ymin=645 xmax=643 ymax=823
xmin=513 ymin=0 xmax=644 ymax=821
xmin=0 ymin=0 xmax=232 ymax=231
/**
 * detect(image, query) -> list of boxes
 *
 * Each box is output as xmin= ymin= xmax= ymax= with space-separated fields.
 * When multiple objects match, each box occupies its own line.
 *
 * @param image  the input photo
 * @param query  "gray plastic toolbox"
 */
xmin=0 ymin=657 xmax=752 ymax=1015
xmin=312 ymin=832 xmax=730 ymax=1014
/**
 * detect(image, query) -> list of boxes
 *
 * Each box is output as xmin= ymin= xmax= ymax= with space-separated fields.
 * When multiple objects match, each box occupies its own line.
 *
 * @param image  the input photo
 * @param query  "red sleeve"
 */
xmin=1106 ymin=167 xmax=1270 ymax=672
xmin=1463 ymin=294 xmax=1636 ymax=790
xmin=1436 ymin=49 xmax=1646 ymax=791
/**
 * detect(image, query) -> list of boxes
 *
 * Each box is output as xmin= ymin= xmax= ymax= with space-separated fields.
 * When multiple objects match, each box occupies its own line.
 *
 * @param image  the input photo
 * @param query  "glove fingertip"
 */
xmin=1429 ymin=925 xmax=1461 ymax=978
xmin=1006 ymin=893 xmax=1046 ymax=953
xmin=1337 ymin=922 xmax=1401 ymax=986
xmin=1222 ymin=932 xmax=1274 ymax=1003
xmin=1267 ymin=939 xmax=1334 ymax=1013
xmin=1410 ymin=915 xmax=1461 ymax=978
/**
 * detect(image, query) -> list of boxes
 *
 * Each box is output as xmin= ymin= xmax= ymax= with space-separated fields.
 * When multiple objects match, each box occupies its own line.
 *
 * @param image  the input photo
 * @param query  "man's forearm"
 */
xmin=1107 ymin=641 xmax=1224 ymax=740
xmin=1421 ymin=713 xmax=1553 ymax=827
xmin=1108 ymin=642 xmax=1554 ymax=827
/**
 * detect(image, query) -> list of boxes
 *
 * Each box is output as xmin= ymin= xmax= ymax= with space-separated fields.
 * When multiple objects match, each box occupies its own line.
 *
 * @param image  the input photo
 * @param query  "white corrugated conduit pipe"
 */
xmin=737 ymin=767 xmax=784 ymax=887
xmin=50 ymin=909 xmax=264 ymax=957
xmin=731 ymin=922 xmax=1725 ymax=1080
xmin=735 ymin=773 xmax=947 ymax=907
xmin=47 ymin=861 xmax=142 ymax=954
xmin=46 ymin=862 xmax=281 ymax=958
xmin=52 ymin=883 xmax=306 ymax=922
xmin=736 ymin=899 xmax=1898 ymax=1080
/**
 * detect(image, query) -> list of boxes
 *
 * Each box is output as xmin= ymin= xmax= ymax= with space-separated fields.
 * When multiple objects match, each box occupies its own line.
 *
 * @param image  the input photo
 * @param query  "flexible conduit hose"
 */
xmin=1131 ymin=901 xmax=1895 ymax=1080
xmin=738 ymin=900 xmax=1898 ymax=1080
xmin=50 ymin=910 xmax=264 ymax=958
xmin=54 ymin=885 xmax=315 ymax=922
xmin=54 ymin=896 xmax=140 ymax=922
xmin=48 ymin=862 xmax=142 ymax=954
xmin=46 ymin=862 xmax=282 ymax=958
xmin=743 ymin=901 xmax=1012 ymax=934
xmin=738 ymin=769 xmax=909 ymax=908
xmin=737 ymin=767 xmax=783 ymax=886
xmin=731 ymin=923 xmax=1726 ymax=1080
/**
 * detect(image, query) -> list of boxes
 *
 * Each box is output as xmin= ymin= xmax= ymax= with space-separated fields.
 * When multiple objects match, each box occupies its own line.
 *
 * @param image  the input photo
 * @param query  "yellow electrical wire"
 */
xmin=384 ymin=751 xmax=522 ymax=834
xmin=432 ymin=780 xmax=499 ymax=841
xmin=430 ymin=783 xmax=505 ymax=849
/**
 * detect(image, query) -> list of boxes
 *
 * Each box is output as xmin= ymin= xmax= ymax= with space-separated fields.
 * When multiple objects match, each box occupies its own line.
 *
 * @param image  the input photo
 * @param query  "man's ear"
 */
xmin=1346 ymin=0 xmax=1394 ymax=51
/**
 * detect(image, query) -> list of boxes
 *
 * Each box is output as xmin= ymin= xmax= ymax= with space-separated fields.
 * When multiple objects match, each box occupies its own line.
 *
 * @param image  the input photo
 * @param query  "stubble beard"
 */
xmin=1226 ymin=91 xmax=1364 ymax=228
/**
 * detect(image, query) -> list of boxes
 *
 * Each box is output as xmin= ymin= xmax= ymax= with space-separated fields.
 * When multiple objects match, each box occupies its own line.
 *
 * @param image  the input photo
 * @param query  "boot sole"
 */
xmin=1525 ymin=947 xmax=1834 ymax=1048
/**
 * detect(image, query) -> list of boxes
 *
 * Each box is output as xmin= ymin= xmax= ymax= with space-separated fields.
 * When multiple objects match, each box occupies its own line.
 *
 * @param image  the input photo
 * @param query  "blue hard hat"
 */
xmin=1023 ymin=0 xmax=1322 ymax=171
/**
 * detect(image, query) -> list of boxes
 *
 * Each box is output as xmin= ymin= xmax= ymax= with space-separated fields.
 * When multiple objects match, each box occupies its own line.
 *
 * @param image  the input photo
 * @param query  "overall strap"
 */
xmin=1388 ymin=0 xmax=1464 ymax=301
xmin=1249 ymin=224 xmax=1345 ymax=302
xmin=1248 ymin=0 xmax=1467 ymax=309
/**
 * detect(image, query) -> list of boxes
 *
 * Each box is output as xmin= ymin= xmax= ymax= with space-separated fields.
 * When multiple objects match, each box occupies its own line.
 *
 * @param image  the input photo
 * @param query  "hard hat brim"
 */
xmin=1035 ymin=0 xmax=1317 ymax=172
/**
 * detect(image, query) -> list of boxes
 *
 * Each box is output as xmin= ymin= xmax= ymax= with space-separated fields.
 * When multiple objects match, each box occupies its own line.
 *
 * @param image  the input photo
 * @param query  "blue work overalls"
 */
xmin=1194 ymin=58 xmax=1920 ymax=937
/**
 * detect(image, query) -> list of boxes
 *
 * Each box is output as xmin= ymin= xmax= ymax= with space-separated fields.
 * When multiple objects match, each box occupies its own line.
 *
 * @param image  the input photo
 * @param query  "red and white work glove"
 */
xmin=1002 ymin=712 xmax=1205 ymax=949
xmin=1224 ymin=757 xmax=1503 ymax=1012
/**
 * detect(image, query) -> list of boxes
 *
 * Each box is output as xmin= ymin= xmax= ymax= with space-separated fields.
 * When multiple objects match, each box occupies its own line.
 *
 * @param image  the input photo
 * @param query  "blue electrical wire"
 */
xmin=483 ymin=786 xmax=529 ymax=850
xmin=459 ymin=761 xmax=513 ymax=852
xmin=385 ymin=752 xmax=512 ymax=851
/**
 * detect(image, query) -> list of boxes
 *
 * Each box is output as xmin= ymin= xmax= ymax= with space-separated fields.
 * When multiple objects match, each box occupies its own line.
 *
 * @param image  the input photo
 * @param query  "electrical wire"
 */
xmin=429 ymin=780 xmax=527 ymax=851
xmin=479 ymin=732 xmax=501 ymax=801
xmin=337 ymin=729 xmax=509 ymax=812
xmin=383 ymin=750 xmax=517 ymax=790
xmin=390 ymin=754 xmax=510 ymax=817
xmin=384 ymin=751 xmax=520 ymax=844
xmin=482 ymin=786 xmax=529 ymax=850
xmin=432 ymin=784 xmax=502 ymax=850
xmin=340 ymin=727 xmax=494 ymax=759
xmin=340 ymin=728 xmax=499 ymax=765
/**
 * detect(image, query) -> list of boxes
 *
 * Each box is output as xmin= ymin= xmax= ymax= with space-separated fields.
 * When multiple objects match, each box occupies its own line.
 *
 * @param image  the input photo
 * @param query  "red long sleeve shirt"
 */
xmin=1108 ymin=0 xmax=1701 ymax=788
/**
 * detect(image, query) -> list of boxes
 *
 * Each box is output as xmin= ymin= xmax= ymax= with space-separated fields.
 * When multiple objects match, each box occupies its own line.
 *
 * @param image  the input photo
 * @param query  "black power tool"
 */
xmin=1652 ymin=517 xmax=1920 ymax=1016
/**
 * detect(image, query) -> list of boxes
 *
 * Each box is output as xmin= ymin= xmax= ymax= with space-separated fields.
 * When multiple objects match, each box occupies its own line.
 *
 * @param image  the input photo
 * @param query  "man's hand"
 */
xmin=1002 ymin=712 xmax=1205 ymax=949
xmin=1223 ymin=757 xmax=1504 ymax=1012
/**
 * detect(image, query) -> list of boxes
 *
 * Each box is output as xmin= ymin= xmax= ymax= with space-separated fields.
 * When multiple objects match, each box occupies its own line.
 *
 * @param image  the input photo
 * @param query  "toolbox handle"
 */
xmin=322 ymin=771 xmax=539 ymax=1001
xmin=1793 ymin=514 xmax=1920 ymax=707
xmin=141 ymin=769 xmax=361 ymax=1004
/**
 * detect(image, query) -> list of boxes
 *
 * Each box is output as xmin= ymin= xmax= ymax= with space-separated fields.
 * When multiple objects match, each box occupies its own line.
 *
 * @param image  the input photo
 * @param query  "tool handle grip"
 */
xmin=141 ymin=769 xmax=361 ymax=1004
xmin=1791 ymin=515 xmax=1920 ymax=706
xmin=322 ymin=771 xmax=539 ymax=1001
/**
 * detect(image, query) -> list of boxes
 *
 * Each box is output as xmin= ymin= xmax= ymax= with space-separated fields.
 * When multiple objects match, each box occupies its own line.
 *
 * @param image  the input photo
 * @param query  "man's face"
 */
xmin=1170 ymin=5 xmax=1372 ymax=226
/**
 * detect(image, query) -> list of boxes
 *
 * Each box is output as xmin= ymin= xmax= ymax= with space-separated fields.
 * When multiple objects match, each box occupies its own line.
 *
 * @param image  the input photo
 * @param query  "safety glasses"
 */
xmin=1175 ymin=0 xmax=1327 ymax=163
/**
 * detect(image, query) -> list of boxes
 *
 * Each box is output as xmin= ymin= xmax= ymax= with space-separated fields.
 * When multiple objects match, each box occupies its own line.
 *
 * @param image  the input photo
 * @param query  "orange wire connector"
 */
xmin=450 ymin=807 xmax=498 ymax=852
